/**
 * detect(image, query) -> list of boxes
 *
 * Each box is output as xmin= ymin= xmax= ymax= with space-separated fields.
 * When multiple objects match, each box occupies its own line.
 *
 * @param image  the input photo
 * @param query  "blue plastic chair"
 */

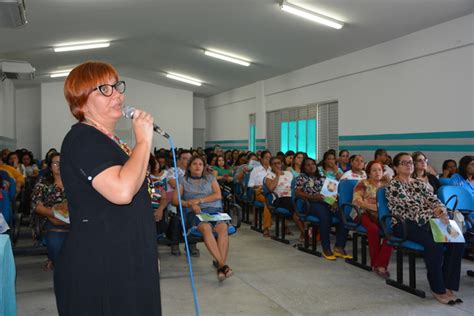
xmin=262 ymin=180 xmax=292 ymax=244
xmin=437 ymin=185 xmax=474 ymax=277
xmin=292 ymin=179 xmax=340 ymax=257
xmin=377 ymin=188 xmax=426 ymax=298
xmin=437 ymin=186 xmax=474 ymax=212
xmin=248 ymin=176 xmax=265 ymax=233
xmin=0 ymin=189 xmax=12 ymax=225
xmin=439 ymin=177 xmax=451 ymax=186
xmin=337 ymin=180 xmax=372 ymax=271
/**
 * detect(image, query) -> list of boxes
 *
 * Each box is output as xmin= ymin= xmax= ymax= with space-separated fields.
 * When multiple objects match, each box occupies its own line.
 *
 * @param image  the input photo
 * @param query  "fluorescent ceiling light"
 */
xmin=280 ymin=1 xmax=344 ymax=29
xmin=166 ymin=72 xmax=202 ymax=86
xmin=49 ymin=69 xmax=73 ymax=78
xmin=204 ymin=50 xmax=250 ymax=66
xmin=53 ymin=40 xmax=110 ymax=52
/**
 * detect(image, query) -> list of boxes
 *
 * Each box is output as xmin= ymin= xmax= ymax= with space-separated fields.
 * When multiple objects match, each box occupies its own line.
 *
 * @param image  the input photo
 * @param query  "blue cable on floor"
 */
xmin=169 ymin=137 xmax=200 ymax=316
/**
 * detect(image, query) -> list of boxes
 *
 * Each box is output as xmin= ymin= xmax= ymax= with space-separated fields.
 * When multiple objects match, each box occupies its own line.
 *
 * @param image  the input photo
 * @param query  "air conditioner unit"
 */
xmin=0 ymin=0 xmax=27 ymax=28
xmin=0 ymin=60 xmax=35 ymax=80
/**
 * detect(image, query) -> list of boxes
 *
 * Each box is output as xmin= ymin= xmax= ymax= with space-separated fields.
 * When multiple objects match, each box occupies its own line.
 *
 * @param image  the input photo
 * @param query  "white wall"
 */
xmin=41 ymin=76 xmax=193 ymax=157
xmin=0 ymin=79 xmax=16 ymax=142
xmin=193 ymin=97 xmax=206 ymax=129
xmin=205 ymin=14 xmax=474 ymax=167
xmin=15 ymin=87 xmax=41 ymax=158
xmin=206 ymin=82 xmax=257 ymax=141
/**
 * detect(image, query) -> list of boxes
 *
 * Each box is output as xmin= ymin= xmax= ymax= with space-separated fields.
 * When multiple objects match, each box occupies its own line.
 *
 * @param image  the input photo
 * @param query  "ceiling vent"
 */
xmin=0 ymin=60 xmax=35 ymax=81
xmin=0 ymin=0 xmax=27 ymax=28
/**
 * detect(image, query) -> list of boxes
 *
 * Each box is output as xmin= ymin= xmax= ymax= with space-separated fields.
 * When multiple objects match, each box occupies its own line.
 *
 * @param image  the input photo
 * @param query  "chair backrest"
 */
xmin=376 ymin=187 xmax=393 ymax=236
xmin=0 ymin=189 xmax=12 ymax=224
xmin=437 ymin=185 xmax=474 ymax=211
xmin=243 ymin=172 xmax=251 ymax=188
xmin=439 ymin=177 xmax=451 ymax=186
xmin=7 ymin=178 xmax=16 ymax=202
xmin=291 ymin=178 xmax=305 ymax=215
xmin=337 ymin=180 xmax=359 ymax=218
xmin=262 ymin=179 xmax=275 ymax=206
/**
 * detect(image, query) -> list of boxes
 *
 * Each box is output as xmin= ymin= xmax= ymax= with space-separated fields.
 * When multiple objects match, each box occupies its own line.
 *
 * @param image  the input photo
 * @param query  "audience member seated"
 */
xmin=149 ymin=154 xmax=182 ymax=254
xmin=338 ymin=150 xmax=351 ymax=172
xmin=318 ymin=151 xmax=343 ymax=180
xmin=448 ymin=155 xmax=474 ymax=197
xmin=248 ymin=150 xmax=272 ymax=237
xmin=21 ymin=152 xmax=39 ymax=180
xmin=352 ymin=161 xmax=392 ymax=278
xmin=374 ymin=148 xmax=394 ymax=180
xmin=276 ymin=151 xmax=285 ymax=168
xmin=386 ymin=152 xmax=465 ymax=305
xmin=172 ymin=156 xmax=233 ymax=281
xmin=0 ymin=148 xmax=10 ymax=163
xmin=439 ymin=159 xmax=457 ymax=178
xmin=284 ymin=150 xmax=295 ymax=169
xmin=39 ymin=148 xmax=59 ymax=178
xmin=224 ymin=150 xmax=233 ymax=166
xmin=234 ymin=152 xmax=258 ymax=184
xmin=7 ymin=152 xmax=25 ymax=177
xmin=287 ymin=151 xmax=305 ymax=177
xmin=207 ymin=153 xmax=217 ymax=168
xmin=295 ymin=158 xmax=350 ymax=261
xmin=0 ymin=156 xmax=24 ymax=193
xmin=411 ymin=151 xmax=441 ymax=194
xmin=341 ymin=155 xmax=367 ymax=180
xmin=231 ymin=149 xmax=240 ymax=167
xmin=213 ymin=155 xmax=234 ymax=198
xmin=31 ymin=153 xmax=69 ymax=270
xmin=167 ymin=150 xmax=198 ymax=256
xmin=266 ymin=157 xmax=305 ymax=241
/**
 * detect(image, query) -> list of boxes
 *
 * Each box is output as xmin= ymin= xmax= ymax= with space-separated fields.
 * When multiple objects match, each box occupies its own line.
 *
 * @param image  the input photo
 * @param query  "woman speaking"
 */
xmin=55 ymin=61 xmax=161 ymax=315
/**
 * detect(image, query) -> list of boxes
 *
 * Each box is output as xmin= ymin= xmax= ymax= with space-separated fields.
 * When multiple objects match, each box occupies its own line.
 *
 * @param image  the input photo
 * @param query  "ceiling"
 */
xmin=1 ymin=0 xmax=473 ymax=97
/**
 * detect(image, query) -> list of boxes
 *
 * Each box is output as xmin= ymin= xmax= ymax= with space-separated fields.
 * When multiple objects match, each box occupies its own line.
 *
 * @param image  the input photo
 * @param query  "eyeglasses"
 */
xmin=399 ymin=160 xmax=414 ymax=166
xmin=92 ymin=81 xmax=126 ymax=97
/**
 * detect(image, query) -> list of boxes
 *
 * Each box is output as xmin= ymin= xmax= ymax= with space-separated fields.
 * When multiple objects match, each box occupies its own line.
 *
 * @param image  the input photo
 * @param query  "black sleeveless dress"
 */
xmin=55 ymin=123 xmax=161 ymax=316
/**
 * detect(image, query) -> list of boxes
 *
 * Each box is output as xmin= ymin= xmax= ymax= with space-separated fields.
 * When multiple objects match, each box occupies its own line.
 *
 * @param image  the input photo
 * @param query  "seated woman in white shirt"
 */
xmin=248 ymin=150 xmax=273 ymax=237
xmin=266 ymin=157 xmax=305 ymax=241
xmin=341 ymin=155 xmax=367 ymax=180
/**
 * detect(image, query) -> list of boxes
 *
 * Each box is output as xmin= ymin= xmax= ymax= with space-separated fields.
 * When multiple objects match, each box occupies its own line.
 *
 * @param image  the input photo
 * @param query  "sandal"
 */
xmin=217 ymin=267 xmax=226 ymax=281
xmin=212 ymin=260 xmax=219 ymax=268
xmin=43 ymin=260 xmax=53 ymax=271
xmin=432 ymin=292 xmax=456 ymax=305
xmin=263 ymin=229 xmax=270 ymax=238
xmin=222 ymin=265 xmax=233 ymax=279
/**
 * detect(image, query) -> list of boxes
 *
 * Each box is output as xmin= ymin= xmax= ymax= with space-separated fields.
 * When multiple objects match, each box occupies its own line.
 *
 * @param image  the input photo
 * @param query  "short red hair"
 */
xmin=64 ymin=61 xmax=119 ymax=121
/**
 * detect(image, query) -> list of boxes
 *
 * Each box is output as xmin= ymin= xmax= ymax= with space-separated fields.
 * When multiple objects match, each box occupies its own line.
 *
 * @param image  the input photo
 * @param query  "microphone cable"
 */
xmin=168 ymin=137 xmax=200 ymax=316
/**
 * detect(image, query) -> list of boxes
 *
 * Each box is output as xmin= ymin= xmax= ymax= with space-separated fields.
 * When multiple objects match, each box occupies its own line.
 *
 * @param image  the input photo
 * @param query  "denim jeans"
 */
xmin=46 ymin=231 xmax=68 ymax=264
xmin=308 ymin=201 xmax=347 ymax=251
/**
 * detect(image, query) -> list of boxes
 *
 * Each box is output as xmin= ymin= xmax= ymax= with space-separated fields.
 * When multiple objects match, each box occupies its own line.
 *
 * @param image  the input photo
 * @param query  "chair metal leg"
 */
xmin=271 ymin=216 xmax=290 ymax=244
xmin=298 ymin=224 xmax=321 ymax=256
xmin=385 ymin=248 xmax=425 ymax=298
xmin=345 ymin=233 xmax=372 ymax=271
xmin=250 ymin=207 xmax=263 ymax=233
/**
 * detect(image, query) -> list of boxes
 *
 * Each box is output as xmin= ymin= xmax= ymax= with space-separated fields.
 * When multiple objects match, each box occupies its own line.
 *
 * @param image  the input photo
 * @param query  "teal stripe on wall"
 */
xmin=339 ymin=131 xmax=474 ymax=141
xmin=341 ymin=144 xmax=474 ymax=152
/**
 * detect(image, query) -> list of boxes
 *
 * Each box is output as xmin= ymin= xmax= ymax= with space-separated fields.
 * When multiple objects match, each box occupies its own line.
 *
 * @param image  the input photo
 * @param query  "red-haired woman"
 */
xmin=56 ymin=61 xmax=161 ymax=315
xmin=352 ymin=161 xmax=392 ymax=278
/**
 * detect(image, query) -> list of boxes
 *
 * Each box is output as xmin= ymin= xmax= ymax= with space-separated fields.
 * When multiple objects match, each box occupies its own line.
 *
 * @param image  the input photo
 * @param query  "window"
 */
xmin=249 ymin=114 xmax=256 ymax=152
xmin=267 ymin=102 xmax=338 ymax=160
xmin=279 ymin=119 xmax=316 ymax=158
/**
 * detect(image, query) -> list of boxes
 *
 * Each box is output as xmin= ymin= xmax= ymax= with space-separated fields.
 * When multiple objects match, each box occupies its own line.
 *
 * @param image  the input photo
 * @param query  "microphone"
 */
xmin=122 ymin=105 xmax=170 ymax=139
